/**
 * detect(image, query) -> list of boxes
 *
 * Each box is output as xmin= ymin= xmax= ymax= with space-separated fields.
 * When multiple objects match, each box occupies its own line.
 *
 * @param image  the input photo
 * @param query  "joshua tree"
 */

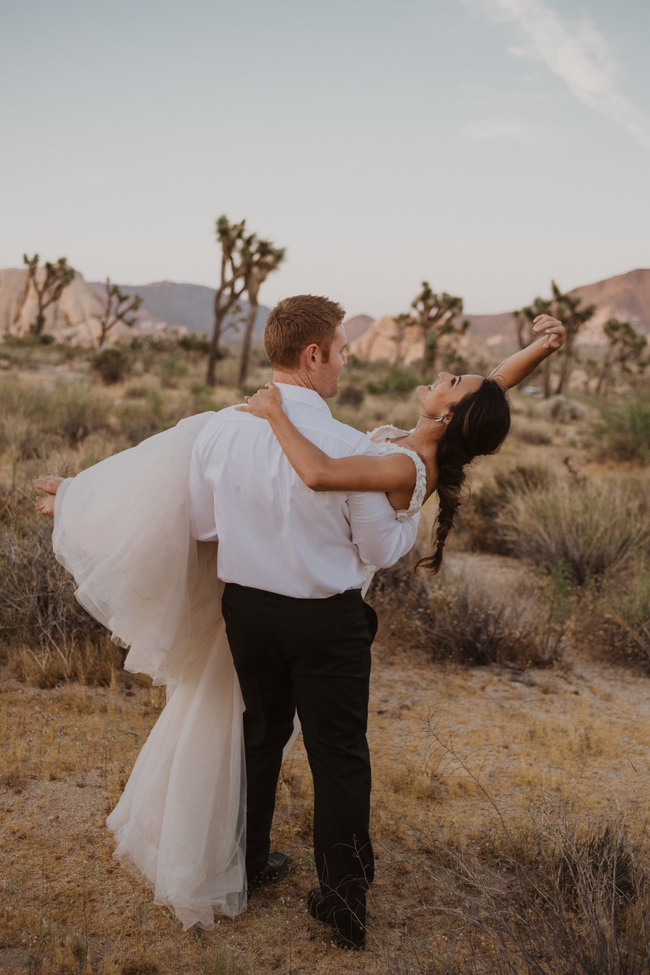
xmin=97 ymin=279 xmax=143 ymax=347
xmin=596 ymin=317 xmax=648 ymax=394
xmin=550 ymin=281 xmax=596 ymax=395
xmin=23 ymin=254 xmax=75 ymax=338
xmin=513 ymin=298 xmax=554 ymax=395
xmin=514 ymin=283 xmax=595 ymax=396
xmin=392 ymin=313 xmax=412 ymax=366
xmin=207 ymin=216 xmax=285 ymax=387
xmin=238 ymin=239 xmax=285 ymax=387
xmin=408 ymin=282 xmax=466 ymax=377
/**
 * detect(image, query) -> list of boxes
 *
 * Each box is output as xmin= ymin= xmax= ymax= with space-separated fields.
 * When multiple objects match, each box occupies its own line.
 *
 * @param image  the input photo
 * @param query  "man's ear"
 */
xmin=303 ymin=343 xmax=320 ymax=367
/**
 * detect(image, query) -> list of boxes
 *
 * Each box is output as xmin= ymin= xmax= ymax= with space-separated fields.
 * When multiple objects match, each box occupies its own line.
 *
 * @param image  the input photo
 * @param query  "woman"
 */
xmin=33 ymin=313 xmax=563 ymax=930
xmin=237 ymin=314 xmax=565 ymax=572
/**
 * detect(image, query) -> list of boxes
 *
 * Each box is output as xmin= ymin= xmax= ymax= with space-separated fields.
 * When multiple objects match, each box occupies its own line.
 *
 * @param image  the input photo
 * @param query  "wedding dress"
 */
xmin=50 ymin=415 xmax=426 ymax=931
xmin=52 ymin=413 xmax=246 ymax=929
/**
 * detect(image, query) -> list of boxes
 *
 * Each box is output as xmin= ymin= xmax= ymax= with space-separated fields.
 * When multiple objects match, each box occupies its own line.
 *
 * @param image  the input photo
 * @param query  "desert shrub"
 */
xmin=179 ymin=384 xmax=220 ymax=416
xmin=366 ymin=367 xmax=420 ymax=397
xmin=43 ymin=385 xmax=109 ymax=446
xmin=336 ymin=383 xmax=365 ymax=408
xmin=414 ymin=805 xmax=650 ymax=975
xmin=158 ymin=356 xmax=189 ymax=388
xmin=203 ymin=946 xmax=251 ymax=975
xmin=457 ymin=464 xmax=552 ymax=554
xmin=0 ymin=501 xmax=121 ymax=685
xmin=495 ymin=476 xmax=650 ymax=586
xmin=546 ymin=394 xmax=588 ymax=423
xmin=427 ymin=573 xmax=566 ymax=667
xmin=92 ymin=347 xmax=132 ymax=384
xmin=368 ymin=547 xmax=436 ymax=654
xmin=592 ymin=393 xmax=650 ymax=464
xmin=178 ymin=333 xmax=210 ymax=354
xmin=511 ymin=417 xmax=553 ymax=445
xmin=113 ymin=392 xmax=171 ymax=446
xmin=0 ymin=412 xmax=46 ymax=460
xmin=578 ymin=571 xmax=650 ymax=671
xmin=0 ymin=379 xmax=109 ymax=453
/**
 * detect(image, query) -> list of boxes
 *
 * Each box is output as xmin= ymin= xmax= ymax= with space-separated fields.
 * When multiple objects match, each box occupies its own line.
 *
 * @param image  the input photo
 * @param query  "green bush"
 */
xmin=592 ymin=394 xmax=650 ymax=463
xmin=366 ymin=367 xmax=420 ymax=397
xmin=159 ymin=356 xmax=189 ymax=388
xmin=336 ymin=384 xmax=365 ymax=408
xmin=92 ymin=347 xmax=131 ymax=384
xmin=178 ymin=333 xmax=210 ymax=354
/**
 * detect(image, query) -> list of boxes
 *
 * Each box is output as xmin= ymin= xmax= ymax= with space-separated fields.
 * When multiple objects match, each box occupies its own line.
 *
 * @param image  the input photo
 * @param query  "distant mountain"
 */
xmin=463 ymin=269 xmax=650 ymax=347
xmin=3 ymin=268 xmax=648 ymax=352
xmin=567 ymin=268 xmax=650 ymax=343
xmin=350 ymin=269 xmax=650 ymax=362
xmin=89 ymin=280 xmax=272 ymax=344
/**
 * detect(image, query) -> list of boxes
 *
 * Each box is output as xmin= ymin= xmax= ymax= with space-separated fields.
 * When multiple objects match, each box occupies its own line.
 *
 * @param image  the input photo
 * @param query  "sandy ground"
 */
xmin=1 ymin=569 xmax=649 ymax=975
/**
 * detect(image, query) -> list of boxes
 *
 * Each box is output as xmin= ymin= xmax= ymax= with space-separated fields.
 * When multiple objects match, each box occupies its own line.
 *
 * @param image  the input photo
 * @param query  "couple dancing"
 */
xmin=36 ymin=294 xmax=565 ymax=949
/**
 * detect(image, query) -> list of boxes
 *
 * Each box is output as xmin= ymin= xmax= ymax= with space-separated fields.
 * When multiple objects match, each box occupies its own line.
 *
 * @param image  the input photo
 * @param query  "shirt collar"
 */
xmin=274 ymin=382 xmax=332 ymax=417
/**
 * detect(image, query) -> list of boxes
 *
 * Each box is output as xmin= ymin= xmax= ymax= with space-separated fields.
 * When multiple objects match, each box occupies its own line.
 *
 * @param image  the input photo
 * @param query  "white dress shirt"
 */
xmin=189 ymin=383 xmax=419 ymax=598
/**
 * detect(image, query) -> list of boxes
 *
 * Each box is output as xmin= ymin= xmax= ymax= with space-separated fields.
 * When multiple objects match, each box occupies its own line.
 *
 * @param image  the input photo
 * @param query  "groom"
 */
xmin=189 ymin=294 xmax=419 ymax=949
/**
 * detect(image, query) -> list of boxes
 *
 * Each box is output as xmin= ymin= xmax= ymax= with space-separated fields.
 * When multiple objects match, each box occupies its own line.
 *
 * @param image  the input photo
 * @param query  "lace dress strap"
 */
xmin=376 ymin=441 xmax=427 ymax=520
xmin=366 ymin=424 xmax=411 ymax=441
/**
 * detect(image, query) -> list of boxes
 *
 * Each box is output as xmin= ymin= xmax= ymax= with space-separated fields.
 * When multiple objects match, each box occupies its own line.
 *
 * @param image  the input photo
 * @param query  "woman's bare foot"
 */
xmin=35 ymin=495 xmax=56 ymax=516
xmin=32 ymin=476 xmax=63 ymax=495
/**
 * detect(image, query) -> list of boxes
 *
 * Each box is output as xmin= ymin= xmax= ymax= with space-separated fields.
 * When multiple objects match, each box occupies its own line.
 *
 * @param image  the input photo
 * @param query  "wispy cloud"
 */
xmin=461 ymin=118 xmax=541 ymax=143
xmin=470 ymin=0 xmax=650 ymax=152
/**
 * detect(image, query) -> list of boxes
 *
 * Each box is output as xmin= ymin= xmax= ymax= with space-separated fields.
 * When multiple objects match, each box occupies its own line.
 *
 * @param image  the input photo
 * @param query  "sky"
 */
xmin=1 ymin=0 xmax=649 ymax=318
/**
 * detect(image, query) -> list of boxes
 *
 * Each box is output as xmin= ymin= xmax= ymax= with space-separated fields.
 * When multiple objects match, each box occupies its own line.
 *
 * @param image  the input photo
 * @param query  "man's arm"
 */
xmin=189 ymin=441 xmax=218 ymax=541
xmin=347 ymin=491 xmax=420 ymax=567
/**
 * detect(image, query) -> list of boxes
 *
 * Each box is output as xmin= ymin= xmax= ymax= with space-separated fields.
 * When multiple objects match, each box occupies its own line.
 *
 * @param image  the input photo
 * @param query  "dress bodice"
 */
xmin=366 ymin=425 xmax=427 ymax=521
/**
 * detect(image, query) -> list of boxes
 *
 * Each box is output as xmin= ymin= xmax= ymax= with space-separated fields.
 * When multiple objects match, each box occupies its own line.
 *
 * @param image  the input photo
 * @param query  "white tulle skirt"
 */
xmin=52 ymin=413 xmax=247 ymax=929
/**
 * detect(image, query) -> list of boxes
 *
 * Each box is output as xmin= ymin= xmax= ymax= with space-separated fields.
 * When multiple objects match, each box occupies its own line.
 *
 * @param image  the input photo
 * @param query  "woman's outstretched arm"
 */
xmin=236 ymin=387 xmax=415 ymax=494
xmin=489 ymin=314 xmax=565 ymax=390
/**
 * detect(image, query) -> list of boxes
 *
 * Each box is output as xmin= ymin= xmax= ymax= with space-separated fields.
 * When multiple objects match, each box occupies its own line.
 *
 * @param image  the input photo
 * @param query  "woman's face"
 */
xmin=416 ymin=372 xmax=483 ymax=416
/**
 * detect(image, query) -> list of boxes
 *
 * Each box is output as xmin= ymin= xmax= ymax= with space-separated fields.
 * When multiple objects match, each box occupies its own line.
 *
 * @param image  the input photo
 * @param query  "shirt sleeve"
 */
xmin=344 ymin=435 xmax=420 ymax=568
xmin=347 ymin=491 xmax=420 ymax=567
xmin=189 ymin=440 xmax=219 ymax=541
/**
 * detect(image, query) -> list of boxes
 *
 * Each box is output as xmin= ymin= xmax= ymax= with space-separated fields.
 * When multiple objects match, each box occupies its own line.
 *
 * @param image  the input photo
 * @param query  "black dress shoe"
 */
xmin=247 ymin=852 xmax=289 ymax=895
xmin=307 ymin=887 xmax=365 ymax=950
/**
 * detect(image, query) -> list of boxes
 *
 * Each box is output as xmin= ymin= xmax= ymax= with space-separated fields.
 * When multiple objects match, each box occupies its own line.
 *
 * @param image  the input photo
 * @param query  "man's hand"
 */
xmin=532 ymin=315 xmax=565 ymax=350
xmin=236 ymin=382 xmax=283 ymax=418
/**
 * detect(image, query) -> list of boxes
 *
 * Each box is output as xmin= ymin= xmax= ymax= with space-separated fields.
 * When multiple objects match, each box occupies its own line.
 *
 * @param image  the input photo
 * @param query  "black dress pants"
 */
xmin=221 ymin=582 xmax=378 ymax=941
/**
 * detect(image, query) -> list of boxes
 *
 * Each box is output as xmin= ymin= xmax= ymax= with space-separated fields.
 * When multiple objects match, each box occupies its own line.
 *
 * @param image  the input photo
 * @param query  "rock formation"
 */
xmin=0 ymin=269 xmax=185 ymax=346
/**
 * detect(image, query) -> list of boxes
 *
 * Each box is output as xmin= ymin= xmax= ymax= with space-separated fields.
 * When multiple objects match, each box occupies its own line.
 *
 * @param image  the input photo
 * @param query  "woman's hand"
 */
xmin=236 ymin=382 xmax=283 ymax=418
xmin=532 ymin=314 xmax=566 ymax=350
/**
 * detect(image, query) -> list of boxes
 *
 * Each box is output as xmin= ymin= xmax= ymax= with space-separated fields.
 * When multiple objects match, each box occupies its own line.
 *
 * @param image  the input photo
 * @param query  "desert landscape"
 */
xmin=0 ymin=299 xmax=649 ymax=974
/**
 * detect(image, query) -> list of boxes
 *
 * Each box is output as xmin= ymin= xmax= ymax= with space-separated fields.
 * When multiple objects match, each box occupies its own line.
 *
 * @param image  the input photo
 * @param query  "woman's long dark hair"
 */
xmin=416 ymin=378 xmax=510 ymax=574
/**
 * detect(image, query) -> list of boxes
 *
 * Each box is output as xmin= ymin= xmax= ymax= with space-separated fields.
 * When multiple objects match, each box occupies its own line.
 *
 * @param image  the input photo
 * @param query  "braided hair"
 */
xmin=416 ymin=378 xmax=510 ymax=574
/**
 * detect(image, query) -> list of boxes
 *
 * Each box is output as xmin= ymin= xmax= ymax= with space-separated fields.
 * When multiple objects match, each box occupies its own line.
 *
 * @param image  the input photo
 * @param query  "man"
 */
xmin=189 ymin=294 xmax=418 ymax=949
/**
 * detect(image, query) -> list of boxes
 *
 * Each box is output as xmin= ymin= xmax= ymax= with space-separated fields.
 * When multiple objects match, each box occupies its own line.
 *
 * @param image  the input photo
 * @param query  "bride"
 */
xmin=34 ymin=313 xmax=564 ymax=931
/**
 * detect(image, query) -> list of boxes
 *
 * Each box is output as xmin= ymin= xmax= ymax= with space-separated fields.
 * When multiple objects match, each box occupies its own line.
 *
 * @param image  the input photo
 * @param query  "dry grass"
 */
xmin=2 ymin=347 xmax=650 ymax=973
xmin=2 ymin=643 xmax=650 ymax=974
